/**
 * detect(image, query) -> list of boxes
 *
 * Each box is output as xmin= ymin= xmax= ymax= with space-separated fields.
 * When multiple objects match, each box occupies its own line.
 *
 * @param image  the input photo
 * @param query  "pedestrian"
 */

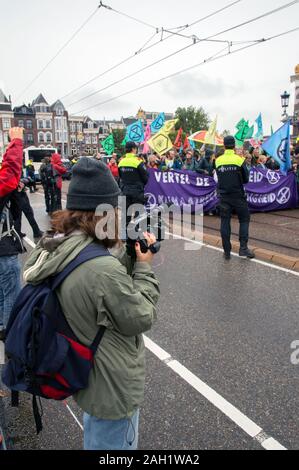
xmin=216 ymin=135 xmax=255 ymax=260
xmin=118 ymin=142 xmax=149 ymax=233
xmin=39 ymin=156 xmax=52 ymax=213
xmin=14 ymin=179 xmax=44 ymax=240
xmin=173 ymin=152 xmax=184 ymax=171
xmin=147 ymin=155 xmax=161 ymax=170
xmin=256 ymin=155 xmax=268 ymax=170
xmin=195 ymin=149 xmax=215 ymax=177
xmin=25 ymin=160 xmax=37 ymax=193
xmin=23 ymin=157 xmax=160 ymax=450
xmin=108 ymin=153 xmax=119 ymax=183
xmin=183 ymin=150 xmax=195 ymax=171
xmin=0 ymin=127 xmax=25 ymax=341
xmin=50 ymin=153 xmax=67 ymax=213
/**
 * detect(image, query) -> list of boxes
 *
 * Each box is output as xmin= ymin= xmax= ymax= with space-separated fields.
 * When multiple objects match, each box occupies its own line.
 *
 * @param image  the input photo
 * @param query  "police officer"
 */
xmin=118 ymin=141 xmax=149 ymax=231
xmin=216 ymin=136 xmax=255 ymax=260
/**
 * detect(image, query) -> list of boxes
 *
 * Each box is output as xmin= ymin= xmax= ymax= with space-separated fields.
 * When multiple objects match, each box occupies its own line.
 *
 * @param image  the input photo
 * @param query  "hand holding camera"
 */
xmin=135 ymin=232 xmax=159 ymax=264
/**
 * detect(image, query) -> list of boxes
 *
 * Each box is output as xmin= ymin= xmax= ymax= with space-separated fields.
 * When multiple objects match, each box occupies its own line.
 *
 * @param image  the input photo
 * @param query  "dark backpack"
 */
xmin=2 ymin=243 xmax=110 ymax=433
xmin=43 ymin=163 xmax=55 ymax=186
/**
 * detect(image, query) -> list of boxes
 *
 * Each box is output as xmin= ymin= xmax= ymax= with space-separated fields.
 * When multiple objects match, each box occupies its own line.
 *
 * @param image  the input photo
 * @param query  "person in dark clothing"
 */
xmin=14 ymin=179 xmax=43 ymax=240
xmin=216 ymin=135 xmax=255 ymax=261
xmin=118 ymin=141 xmax=149 ymax=236
xmin=195 ymin=149 xmax=215 ymax=177
xmin=39 ymin=157 xmax=51 ymax=213
xmin=25 ymin=160 xmax=37 ymax=193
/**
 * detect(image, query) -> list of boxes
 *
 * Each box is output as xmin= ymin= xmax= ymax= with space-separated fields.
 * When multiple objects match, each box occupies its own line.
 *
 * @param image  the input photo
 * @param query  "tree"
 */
xmin=112 ymin=129 xmax=126 ymax=154
xmin=222 ymin=129 xmax=231 ymax=137
xmin=175 ymin=106 xmax=210 ymax=134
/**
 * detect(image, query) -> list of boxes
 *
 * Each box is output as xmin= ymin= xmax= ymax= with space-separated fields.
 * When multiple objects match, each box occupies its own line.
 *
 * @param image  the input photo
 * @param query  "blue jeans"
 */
xmin=0 ymin=256 xmax=21 ymax=330
xmin=83 ymin=410 xmax=139 ymax=451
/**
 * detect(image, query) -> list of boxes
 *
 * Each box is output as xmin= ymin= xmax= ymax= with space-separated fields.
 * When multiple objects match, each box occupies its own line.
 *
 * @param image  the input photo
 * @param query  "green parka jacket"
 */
xmin=24 ymin=232 xmax=160 ymax=420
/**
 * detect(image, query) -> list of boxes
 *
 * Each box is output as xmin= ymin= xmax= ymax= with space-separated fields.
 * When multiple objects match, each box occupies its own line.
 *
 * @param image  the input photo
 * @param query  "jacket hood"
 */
xmin=23 ymin=232 xmax=92 ymax=285
xmin=51 ymin=154 xmax=62 ymax=164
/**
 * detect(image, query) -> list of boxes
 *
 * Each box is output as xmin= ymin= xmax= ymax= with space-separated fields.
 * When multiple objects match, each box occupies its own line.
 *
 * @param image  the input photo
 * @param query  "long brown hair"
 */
xmin=51 ymin=209 xmax=120 ymax=249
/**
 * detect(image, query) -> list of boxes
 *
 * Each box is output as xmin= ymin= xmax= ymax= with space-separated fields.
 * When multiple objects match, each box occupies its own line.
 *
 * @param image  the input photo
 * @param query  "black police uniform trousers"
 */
xmin=219 ymin=195 xmax=250 ymax=254
xmin=45 ymin=184 xmax=62 ymax=214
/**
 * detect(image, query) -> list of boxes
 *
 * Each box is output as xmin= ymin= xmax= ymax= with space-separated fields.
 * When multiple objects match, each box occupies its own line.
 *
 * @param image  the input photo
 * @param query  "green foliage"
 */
xmin=112 ymin=129 xmax=126 ymax=154
xmin=175 ymin=106 xmax=210 ymax=134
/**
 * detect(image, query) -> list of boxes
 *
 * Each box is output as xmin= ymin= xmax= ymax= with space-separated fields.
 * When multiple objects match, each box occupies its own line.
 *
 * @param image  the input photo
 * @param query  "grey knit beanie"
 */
xmin=67 ymin=157 xmax=121 ymax=211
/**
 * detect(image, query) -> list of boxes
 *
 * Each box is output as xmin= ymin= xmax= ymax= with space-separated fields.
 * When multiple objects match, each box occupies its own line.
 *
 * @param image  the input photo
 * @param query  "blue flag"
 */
xmin=188 ymin=138 xmax=196 ymax=150
xmin=150 ymin=113 xmax=165 ymax=134
xmin=126 ymin=120 xmax=144 ymax=143
xmin=262 ymin=121 xmax=291 ymax=175
xmin=255 ymin=113 xmax=264 ymax=141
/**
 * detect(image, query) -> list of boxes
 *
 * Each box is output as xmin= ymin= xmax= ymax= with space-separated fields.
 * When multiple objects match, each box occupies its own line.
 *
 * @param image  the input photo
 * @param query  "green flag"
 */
xmin=235 ymin=120 xmax=249 ymax=148
xmin=245 ymin=125 xmax=254 ymax=139
xmin=236 ymin=118 xmax=246 ymax=131
xmin=121 ymin=135 xmax=128 ymax=146
xmin=101 ymin=134 xmax=115 ymax=154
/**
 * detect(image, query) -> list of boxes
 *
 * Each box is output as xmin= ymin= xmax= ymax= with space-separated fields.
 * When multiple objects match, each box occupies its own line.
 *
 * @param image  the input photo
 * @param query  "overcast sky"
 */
xmin=1 ymin=0 xmax=298 ymax=133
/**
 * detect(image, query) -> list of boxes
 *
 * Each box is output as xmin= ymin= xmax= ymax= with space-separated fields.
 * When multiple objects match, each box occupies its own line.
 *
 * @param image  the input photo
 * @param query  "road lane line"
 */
xmin=144 ymin=336 xmax=287 ymax=450
xmin=63 ymin=401 xmax=83 ymax=431
xmin=261 ymin=438 xmax=287 ymax=451
xmin=167 ymin=232 xmax=299 ymax=277
xmin=24 ymin=235 xmax=288 ymax=450
xmin=24 ymin=236 xmax=37 ymax=249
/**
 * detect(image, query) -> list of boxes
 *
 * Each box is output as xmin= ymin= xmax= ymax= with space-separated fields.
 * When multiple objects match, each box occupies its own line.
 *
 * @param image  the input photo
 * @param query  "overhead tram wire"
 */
xmin=73 ymin=25 xmax=299 ymax=115
xmin=98 ymin=1 xmax=158 ymax=31
xmin=16 ymin=6 xmax=102 ymax=101
xmin=59 ymin=0 xmax=243 ymax=101
xmin=67 ymin=0 xmax=299 ymax=109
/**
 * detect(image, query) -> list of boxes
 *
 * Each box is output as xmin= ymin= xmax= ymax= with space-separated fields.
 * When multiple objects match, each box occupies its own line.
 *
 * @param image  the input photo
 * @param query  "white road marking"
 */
xmin=144 ymin=336 xmax=287 ymax=450
xmin=0 ymin=341 xmax=5 ymax=365
xmin=262 ymin=438 xmax=287 ymax=451
xmin=23 ymin=236 xmax=37 ymax=249
xmin=167 ymin=232 xmax=299 ymax=277
xmin=23 ymin=235 xmax=288 ymax=450
xmin=63 ymin=402 xmax=83 ymax=431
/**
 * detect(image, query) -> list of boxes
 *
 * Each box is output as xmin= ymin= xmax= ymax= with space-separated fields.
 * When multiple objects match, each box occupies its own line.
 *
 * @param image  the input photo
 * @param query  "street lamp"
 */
xmin=281 ymin=90 xmax=290 ymax=121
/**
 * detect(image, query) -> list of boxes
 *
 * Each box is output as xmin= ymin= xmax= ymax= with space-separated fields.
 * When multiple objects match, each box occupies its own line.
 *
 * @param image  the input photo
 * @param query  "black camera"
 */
xmin=126 ymin=205 xmax=166 ymax=257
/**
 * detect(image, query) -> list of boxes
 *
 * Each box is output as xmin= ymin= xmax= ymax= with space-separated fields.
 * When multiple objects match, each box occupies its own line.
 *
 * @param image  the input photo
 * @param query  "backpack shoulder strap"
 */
xmin=51 ymin=243 xmax=111 ymax=291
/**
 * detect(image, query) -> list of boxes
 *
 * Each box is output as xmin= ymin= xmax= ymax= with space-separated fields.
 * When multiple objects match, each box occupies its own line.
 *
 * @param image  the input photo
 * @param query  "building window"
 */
xmin=26 ymin=120 xmax=33 ymax=129
xmin=45 ymin=120 xmax=51 ymax=129
xmin=71 ymin=136 xmax=76 ymax=145
xmin=56 ymin=108 xmax=63 ymax=116
xmin=38 ymin=120 xmax=44 ymax=129
xmin=3 ymin=132 xmax=9 ymax=144
xmin=92 ymin=136 xmax=98 ymax=145
xmin=88 ymin=121 xmax=94 ymax=130
xmin=85 ymin=136 xmax=91 ymax=144
xmin=46 ymin=132 xmax=52 ymax=143
xmin=18 ymin=120 xmax=24 ymax=128
xmin=2 ymin=118 xmax=10 ymax=130
xmin=77 ymin=123 xmax=82 ymax=133
xmin=38 ymin=132 xmax=45 ymax=143
xmin=26 ymin=134 xmax=34 ymax=144
xmin=70 ymin=123 xmax=76 ymax=133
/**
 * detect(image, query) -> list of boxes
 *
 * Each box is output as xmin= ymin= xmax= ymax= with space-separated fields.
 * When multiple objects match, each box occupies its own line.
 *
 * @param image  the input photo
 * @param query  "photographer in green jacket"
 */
xmin=24 ymin=157 xmax=160 ymax=450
